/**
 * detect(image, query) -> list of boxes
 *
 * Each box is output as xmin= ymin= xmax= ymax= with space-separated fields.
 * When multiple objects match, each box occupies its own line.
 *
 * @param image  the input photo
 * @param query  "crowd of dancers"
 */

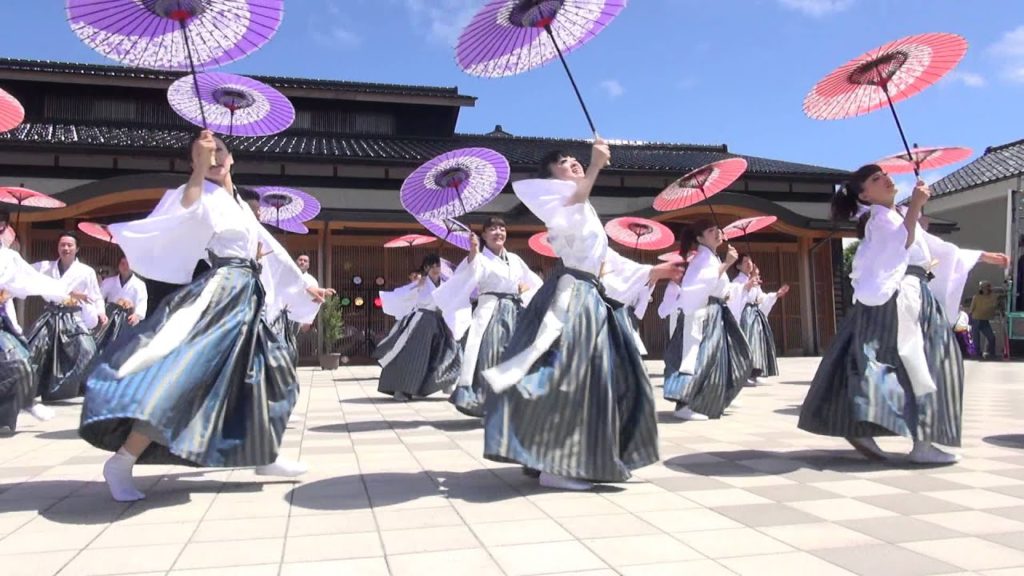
xmin=0 ymin=132 xmax=1010 ymax=500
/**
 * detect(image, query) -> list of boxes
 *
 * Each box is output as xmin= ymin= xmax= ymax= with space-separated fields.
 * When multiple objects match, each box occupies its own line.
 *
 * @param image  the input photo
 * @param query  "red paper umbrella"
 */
xmin=384 ymin=234 xmax=438 ymax=248
xmin=654 ymin=158 xmax=748 ymax=228
xmin=0 ymin=187 xmax=65 ymax=209
xmin=77 ymin=221 xmax=116 ymax=244
xmin=723 ymin=216 xmax=778 ymax=241
xmin=803 ymin=33 xmax=968 ymax=176
xmin=874 ymin=145 xmax=972 ymax=174
xmin=528 ymin=231 xmax=557 ymax=259
xmin=0 ymin=88 xmax=25 ymax=133
xmin=605 ymin=217 xmax=675 ymax=252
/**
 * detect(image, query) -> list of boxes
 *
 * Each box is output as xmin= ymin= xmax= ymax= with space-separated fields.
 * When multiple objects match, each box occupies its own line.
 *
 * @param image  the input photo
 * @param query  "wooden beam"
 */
xmin=797 ymin=237 xmax=815 ymax=354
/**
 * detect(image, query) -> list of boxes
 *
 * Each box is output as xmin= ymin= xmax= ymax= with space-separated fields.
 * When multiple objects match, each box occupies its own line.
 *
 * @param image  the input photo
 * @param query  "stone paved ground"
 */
xmin=3 ymin=358 xmax=1024 ymax=576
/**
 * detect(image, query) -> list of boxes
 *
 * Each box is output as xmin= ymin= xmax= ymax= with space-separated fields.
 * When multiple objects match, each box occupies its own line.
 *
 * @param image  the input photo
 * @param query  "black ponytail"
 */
xmin=679 ymin=218 xmax=716 ymax=256
xmin=832 ymin=164 xmax=882 ymax=239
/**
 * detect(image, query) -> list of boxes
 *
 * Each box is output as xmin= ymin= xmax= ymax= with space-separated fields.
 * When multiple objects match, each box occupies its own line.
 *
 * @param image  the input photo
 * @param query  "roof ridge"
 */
xmin=985 ymin=138 xmax=1024 ymax=155
xmin=0 ymin=57 xmax=465 ymax=96
xmin=455 ymin=131 xmax=728 ymax=152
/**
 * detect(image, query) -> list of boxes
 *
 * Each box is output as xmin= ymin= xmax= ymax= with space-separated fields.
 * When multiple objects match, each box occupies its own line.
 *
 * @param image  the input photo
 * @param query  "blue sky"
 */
xmin=2 ymin=0 xmax=1022 ymax=194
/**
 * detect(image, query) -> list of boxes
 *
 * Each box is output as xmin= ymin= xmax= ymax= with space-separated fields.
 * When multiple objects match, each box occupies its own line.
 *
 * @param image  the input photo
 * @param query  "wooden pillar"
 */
xmin=316 ymin=222 xmax=329 ymax=357
xmin=797 ymin=236 xmax=815 ymax=355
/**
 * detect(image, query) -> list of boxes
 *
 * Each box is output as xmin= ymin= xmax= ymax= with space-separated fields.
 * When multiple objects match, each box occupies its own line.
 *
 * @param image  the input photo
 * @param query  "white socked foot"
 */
xmin=103 ymin=450 xmax=145 ymax=502
xmin=255 ymin=457 xmax=308 ymax=478
xmin=909 ymin=441 xmax=960 ymax=465
xmin=673 ymin=406 xmax=709 ymax=421
xmin=25 ymin=403 xmax=55 ymax=421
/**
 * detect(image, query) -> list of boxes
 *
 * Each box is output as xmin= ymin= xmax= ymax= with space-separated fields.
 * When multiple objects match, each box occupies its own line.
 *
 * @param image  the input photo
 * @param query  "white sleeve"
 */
xmin=432 ymin=256 xmax=479 ymax=338
xmin=0 ymin=251 xmax=67 ymax=302
xmin=602 ymin=248 xmax=654 ymax=319
xmin=657 ymin=281 xmax=680 ymax=319
xmin=679 ymin=250 xmax=719 ymax=315
xmin=850 ymin=206 xmax=910 ymax=306
xmin=511 ymin=178 xmax=588 ymax=235
xmin=759 ymin=289 xmax=780 ymax=316
xmin=257 ymin=226 xmax=321 ymax=325
xmin=923 ymin=230 xmax=982 ymax=325
xmin=133 ymin=278 xmax=149 ymax=319
xmin=380 ymin=281 xmax=421 ymax=319
xmin=514 ymin=254 xmax=544 ymax=307
xmin=726 ymin=278 xmax=747 ymax=320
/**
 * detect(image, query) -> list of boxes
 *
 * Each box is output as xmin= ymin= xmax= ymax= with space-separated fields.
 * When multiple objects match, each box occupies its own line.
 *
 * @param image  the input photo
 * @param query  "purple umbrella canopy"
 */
xmin=417 ymin=216 xmax=473 ymax=251
xmin=255 ymin=186 xmax=321 ymax=231
xmin=400 ymin=148 xmax=509 ymax=224
xmin=66 ymin=0 xmax=284 ymax=71
xmin=264 ymin=218 xmax=309 ymax=235
xmin=168 ymin=72 xmax=295 ymax=136
xmin=456 ymin=0 xmax=627 ymax=78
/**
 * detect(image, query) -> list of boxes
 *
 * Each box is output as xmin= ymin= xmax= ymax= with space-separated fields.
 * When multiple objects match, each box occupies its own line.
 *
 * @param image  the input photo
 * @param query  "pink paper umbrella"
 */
xmin=605 ymin=217 xmax=674 ymax=253
xmin=456 ymin=0 xmax=627 ymax=133
xmin=0 ymin=187 xmax=66 ymax=229
xmin=723 ymin=215 xmax=778 ymax=252
xmin=528 ymin=231 xmax=557 ymax=259
xmin=77 ymin=222 xmax=116 ymax=244
xmin=384 ymin=234 xmax=438 ymax=248
xmin=874 ymin=145 xmax=973 ymax=174
xmin=804 ymin=33 xmax=968 ymax=177
xmin=654 ymin=158 xmax=748 ymax=229
xmin=0 ymin=88 xmax=24 ymax=133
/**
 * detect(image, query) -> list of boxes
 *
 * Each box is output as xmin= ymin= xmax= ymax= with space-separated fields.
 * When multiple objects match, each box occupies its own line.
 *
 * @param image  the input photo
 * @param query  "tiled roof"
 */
xmin=0 ymin=122 xmax=848 ymax=179
xmin=0 ymin=58 xmax=471 ymax=101
xmin=932 ymin=139 xmax=1024 ymax=196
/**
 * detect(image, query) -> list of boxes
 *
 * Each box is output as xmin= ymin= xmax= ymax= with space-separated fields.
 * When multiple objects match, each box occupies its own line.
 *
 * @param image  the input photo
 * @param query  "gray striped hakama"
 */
xmin=271 ymin=309 xmax=299 ymax=367
xmin=79 ymin=256 xmax=297 ymax=468
xmin=92 ymin=303 xmax=133 ymax=354
xmin=740 ymin=303 xmax=779 ymax=378
xmin=0 ymin=311 xmax=33 ymax=431
xmin=663 ymin=297 xmax=752 ymax=418
xmin=483 ymin=268 xmax=659 ymax=483
xmin=373 ymin=308 xmax=461 ymax=398
xmin=798 ymin=267 xmax=964 ymax=446
xmin=27 ymin=304 xmax=97 ymax=402
xmin=449 ymin=293 xmax=522 ymax=418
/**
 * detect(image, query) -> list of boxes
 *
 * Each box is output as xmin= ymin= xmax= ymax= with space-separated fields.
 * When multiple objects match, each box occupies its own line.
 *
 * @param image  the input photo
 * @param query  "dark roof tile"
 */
xmin=932 ymin=138 xmax=1024 ymax=196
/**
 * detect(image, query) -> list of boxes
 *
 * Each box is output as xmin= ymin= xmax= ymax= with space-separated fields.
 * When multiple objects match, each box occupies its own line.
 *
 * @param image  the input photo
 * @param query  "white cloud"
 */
xmin=600 ymin=79 xmax=624 ymax=99
xmin=990 ymin=25 xmax=1024 ymax=83
xmin=944 ymin=70 xmax=986 ymax=88
xmin=776 ymin=0 xmax=853 ymax=17
xmin=309 ymin=1 xmax=361 ymax=49
xmin=401 ymin=0 xmax=479 ymax=46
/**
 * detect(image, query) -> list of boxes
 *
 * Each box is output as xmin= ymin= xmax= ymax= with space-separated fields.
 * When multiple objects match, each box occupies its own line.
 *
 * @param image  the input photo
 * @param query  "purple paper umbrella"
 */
xmin=255 ymin=186 xmax=321 ymax=232
xmin=456 ymin=0 xmax=627 ymax=133
xmin=264 ymin=219 xmax=309 ymax=235
xmin=400 ymin=148 xmax=509 ymax=224
xmin=66 ymin=0 xmax=284 ymax=71
xmin=417 ymin=216 xmax=473 ymax=251
xmin=168 ymin=72 xmax=295 ymax=136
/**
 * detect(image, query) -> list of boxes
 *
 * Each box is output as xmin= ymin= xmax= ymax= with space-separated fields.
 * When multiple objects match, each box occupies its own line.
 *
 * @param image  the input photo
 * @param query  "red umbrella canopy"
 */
xmin=803 ymin=32 xmax=968 ymax=121
xmin=0 ymin=88 xmax=25 ymax=133
xmin=384 ymin=234 xmax=438 ymax=248
xmin=723 ymin=216 xmax=778 ymax=241
xmin=77 ymin=222 xmax=116 ymax=244
xmin=528 ymin=231 xmax=557 ymax=259
xmin=654 ymin=158 xmax=748 ymax=212
xmin=0 ymin=187 xmax=66 ymax=209
xmin=604 ymin=217 xmax=675 ymax=251
xmin=874 ymin=146 xmax=972 ymax=174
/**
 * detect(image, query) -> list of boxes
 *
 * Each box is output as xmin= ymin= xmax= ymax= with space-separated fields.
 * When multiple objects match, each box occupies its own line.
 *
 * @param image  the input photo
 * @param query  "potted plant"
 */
xmin=319 ymin=295 xmax=343 ymax=371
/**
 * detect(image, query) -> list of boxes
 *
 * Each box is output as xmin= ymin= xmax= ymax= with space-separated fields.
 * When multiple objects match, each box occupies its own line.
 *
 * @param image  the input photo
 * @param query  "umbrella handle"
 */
xmin=178 ymin=20 xmax=214 ymax=166
xmin=544 ymin=25 xmax=597 ymax=135
xmin=699 ymin=186 xmax=722 ymax=230
xmin=881 ymin=84 xmax=919 ymax=179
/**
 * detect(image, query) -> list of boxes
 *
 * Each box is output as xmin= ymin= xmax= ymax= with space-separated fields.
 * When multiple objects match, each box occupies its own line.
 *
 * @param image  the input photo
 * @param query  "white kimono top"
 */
xmin=727 ymin=272 xmax=779 ymax=322
xmin=434 ymin=247 xmax=543 ymax=388
xmin=100 ymin=273 xmax=149 ymax=319
xmin=482 ymin=178 xmax=654 ymax=392
xmin=33 ymin=259 xmax=105 ymax=330
xmin=110 ymin=180 xmax=320 ymax=325
xmin=380 ymin=277 xmax=444 ymax=320
xmin=0 ymin=245 xmax=68 ymax=334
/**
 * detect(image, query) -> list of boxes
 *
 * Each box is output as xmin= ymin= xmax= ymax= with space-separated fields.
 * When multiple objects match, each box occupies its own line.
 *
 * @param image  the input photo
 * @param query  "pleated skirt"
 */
xmin=373 ymin=308 xmax=461 ymax=398
xmin=0 ymin=315 xmax=32 ymax=431
xmin=92 ymin=303 xmax=132 ymax=354
xmin=663 ymin=299 xmax=752 ymax=418
xmin=798 ymin=268 xmax=964 ymax=446
xmin=79 ymin=257 xmax=297 ymax=467
xmin=27 ymin=305 xmax=96 ymax=402
xmin=741 ymin=303 xmax=779 ymax=378
xmin=271 ymin=309 xmax=299 ymax=368
xmin=483 ymin=268 xmax=660 ymax=483
xmin=450 ymin=295 xmax=522 ymax=418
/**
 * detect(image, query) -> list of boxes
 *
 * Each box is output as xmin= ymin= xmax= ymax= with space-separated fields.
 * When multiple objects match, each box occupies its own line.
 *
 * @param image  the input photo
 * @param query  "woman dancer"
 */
xmin=80 ymin=131 xmax=329 ymax=502
xmin=798 ymin=166 xmax=1008 ymax=464
xmin=481 ymin=139 xmax=681 ymax=491
xmin=374 ymin=254 xmax=461 ymax=401
xmin=435 ymin=219 xmax=542 ymax=417
xmin=662 ymin=221 xmax=753 ymax=421
xmin=1 ymin=237 xmax=89 ymax=431
xmin=94 ymin=255 xmax=148 ymax=353
xmin=27 ymin=232 xmax=106 ymax=402
xmin=728 ymin=255 xmax=789 ymax=385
